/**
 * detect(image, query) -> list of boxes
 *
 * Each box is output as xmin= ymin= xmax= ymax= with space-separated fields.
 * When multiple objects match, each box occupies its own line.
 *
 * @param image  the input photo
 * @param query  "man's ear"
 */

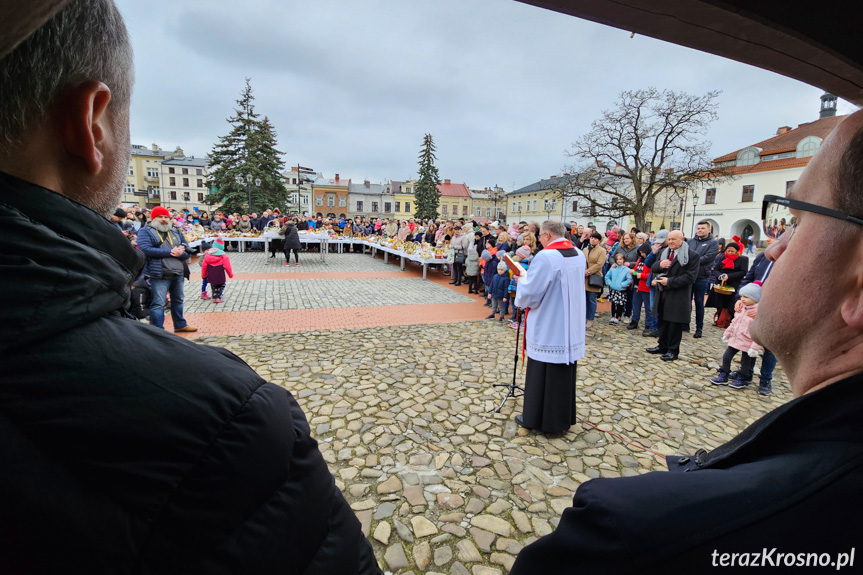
xmin=840 ymin=277 xmax=863 ymax=329
xmin=57 ymin=81 xmax=112 ymax=175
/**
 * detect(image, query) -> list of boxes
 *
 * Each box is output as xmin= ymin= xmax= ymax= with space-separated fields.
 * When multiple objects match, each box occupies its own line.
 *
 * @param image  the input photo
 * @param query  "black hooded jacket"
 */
xmin=0 ymin=172 xmax=379 ymax=575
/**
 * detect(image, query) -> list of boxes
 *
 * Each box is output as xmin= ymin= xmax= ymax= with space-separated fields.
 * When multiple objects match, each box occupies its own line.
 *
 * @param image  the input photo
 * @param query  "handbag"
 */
xmin=588 ymin=273 xmax=604 ymax=289
xmin=454 ymin=252 xmax=467 ymax=265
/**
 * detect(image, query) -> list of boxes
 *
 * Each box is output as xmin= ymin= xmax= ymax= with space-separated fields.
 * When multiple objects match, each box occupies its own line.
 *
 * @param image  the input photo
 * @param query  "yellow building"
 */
xmin=392 ymin=179 xmax=417 ymax=219
xmin=122 ymin=143 xmax=182 ymax=207
xmin=437 ymin=179 xmax=471 ymax=219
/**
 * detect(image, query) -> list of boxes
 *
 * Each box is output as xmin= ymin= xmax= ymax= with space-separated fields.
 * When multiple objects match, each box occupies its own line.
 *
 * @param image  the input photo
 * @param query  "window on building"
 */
xmin=327 ymin=195 xmax=335 ymax=207
xmin=442 ymin=205 xmax=448 ymax=215
xmin=737 ymin=148 xmax=760 ymax=166
xmin=572 ymin=201 xmax=578 ymax=212
xmin=532 ymin=200 xmax=538 ymax=211
xmin=182 ymin=168 xmax=189 ymax=175
xmin=169 ymin=177 xmax=176 ymax=186
xmin=356 ymin=201 xmax=364 ymax=212
xmin=785 ymin=180 xmax=796 ymax=196
xmin=146 ymin=167 xmax=158 ymax=178
xmin=742 ymin=185 xmax=755 ymax=202
xmin=170 ymin=191 xmax=177 ymax=200
xmin=339 ymin=197 xmax=346 ymax=207
xmin=316 ymin=195 xmax=323 ymax=206
xmin=518 ymin=201 xmax=522 ymax=212
xmin=183 ymin=192 xmax=190 ymax=201
xmin=168 ymin=167 xmax=175 ymax=174
xmin=371 ymin=201 xmax=379 ymax=213
xmin=705 ymin=188 xmax=716 ymax=204
xmin=486 ymin=208 xmax=491 ymax=218
xmin=124 ymin=183 xmax=135 ymax=194
xmin=148 ymin=187 xmax=160 ymax=198
xmin=301 ymin=195 xmax=309 ymax=205
xmin=197 ymin=193 xmax=204 ymax=201
xmin=196 ymin=169 xmax=203 ymax=176
xmin=462 ymin=205 xmax=468 ymax=216
xmin=452 ymin=204 xmax=458 ymax=214
xmin=405 ymin=187 xmax=411 ymax=194
xmin=405 ymin=202 xmax=411 ymax=213
xmin=512 ymin=201 xmax=517 ymax=212
xmin=796 ymin=136 xmax=821 ymax=158
xmin=128 ymin=166 xmax=134 ymax=176
xmin=182 ymin=178 xmax=189 ymax=187
xmin=292 ymin=178 xmax=297 ymax=184
xmin=395 ymin=201 xmax=401 ymax=212
xmin=197 ymin=179 xmax=204 ymax=188
xmin=384 ymin=202 xmax=392 ymax=213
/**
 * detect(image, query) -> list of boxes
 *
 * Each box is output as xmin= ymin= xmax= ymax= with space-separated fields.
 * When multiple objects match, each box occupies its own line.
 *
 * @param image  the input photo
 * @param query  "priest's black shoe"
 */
xmin=660 ymin=352 xmax=678 ymax=361
xmin=645 ymin=346 xmax=664 ymax=354
xmin=626 ymin=322 xmax=638 ymax=330
xmin=515 ymin=414 xmax=533 ymax=429
xmin=693 ymin=329 xmax=703 ymax=338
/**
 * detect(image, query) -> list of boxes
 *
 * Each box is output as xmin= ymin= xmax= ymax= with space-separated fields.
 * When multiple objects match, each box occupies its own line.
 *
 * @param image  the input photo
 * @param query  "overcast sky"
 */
xmin=116 ymin=0 xmax=858 ymax=191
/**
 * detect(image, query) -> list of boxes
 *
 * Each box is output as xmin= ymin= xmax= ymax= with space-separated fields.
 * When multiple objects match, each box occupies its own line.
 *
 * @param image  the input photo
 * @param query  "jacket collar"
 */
xmin=0 ymin=171 xmax=144 ymax=352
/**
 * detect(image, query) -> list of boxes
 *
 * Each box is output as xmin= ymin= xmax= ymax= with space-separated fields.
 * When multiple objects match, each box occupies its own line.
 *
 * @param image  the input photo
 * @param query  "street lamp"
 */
xmin=690 ymin=191 xmax=700 ymax=238
xmin=235 ymin=173 xmax=261 ymax=213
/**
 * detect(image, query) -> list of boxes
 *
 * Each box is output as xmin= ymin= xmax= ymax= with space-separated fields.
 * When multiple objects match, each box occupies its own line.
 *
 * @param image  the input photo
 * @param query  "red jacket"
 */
xmin=201 ymin=253 xmax=234 ymax=280
xmin=633 ymin=258 xmax=651 ymax=293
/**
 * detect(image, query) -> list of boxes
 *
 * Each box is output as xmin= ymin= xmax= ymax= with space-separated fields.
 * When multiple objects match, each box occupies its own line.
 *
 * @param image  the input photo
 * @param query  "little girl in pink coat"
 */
xmin=710 ymin=281 xmax=763 ymax=390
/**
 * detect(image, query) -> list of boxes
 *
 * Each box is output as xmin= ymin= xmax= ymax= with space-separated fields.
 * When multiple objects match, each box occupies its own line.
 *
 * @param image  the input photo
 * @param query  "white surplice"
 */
xmin=514 ymin=238 xmax=586 ymax=364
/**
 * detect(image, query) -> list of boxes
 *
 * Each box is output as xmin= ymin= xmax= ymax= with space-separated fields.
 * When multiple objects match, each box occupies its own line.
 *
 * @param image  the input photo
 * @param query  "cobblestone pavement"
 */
xmin=184 ymin=278 xmax=473 ymax=313
xmin=194 ymin=314 xmax=791 ymax=574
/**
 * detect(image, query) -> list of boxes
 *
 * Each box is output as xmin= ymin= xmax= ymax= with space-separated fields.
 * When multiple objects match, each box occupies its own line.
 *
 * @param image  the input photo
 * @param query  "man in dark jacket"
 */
xmin=136 ymin=205 xmax=196 ymax=332
xmin=686 ymin=220 xmax=718 ymax=338
xmin=511 ymin=109 xmax=863 ymax=574
xmin=0 ymin=3 xmax=379 ymax=574
xmin=646 ymin=230 xmax=699 ymax=361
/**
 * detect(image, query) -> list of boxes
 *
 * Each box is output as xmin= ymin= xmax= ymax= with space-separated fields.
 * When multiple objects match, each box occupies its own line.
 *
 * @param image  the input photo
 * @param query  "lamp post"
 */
xmin=235 ymin=173 xmax=261 ymax=213
xmin=690 ymin=191 xmax=700 ymax=238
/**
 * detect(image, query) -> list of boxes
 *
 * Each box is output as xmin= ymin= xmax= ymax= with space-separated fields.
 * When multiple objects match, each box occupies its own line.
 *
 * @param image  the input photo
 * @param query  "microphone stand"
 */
xmin=492 ymin=309 xmax=524 ymax=413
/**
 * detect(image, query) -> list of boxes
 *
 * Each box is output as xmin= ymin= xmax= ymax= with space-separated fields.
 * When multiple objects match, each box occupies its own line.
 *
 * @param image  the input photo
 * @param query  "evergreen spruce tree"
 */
xmin=208 ymin=78 xmax=287 ymax=214
xmin=414 ymin=133 xmax=441 ymax=220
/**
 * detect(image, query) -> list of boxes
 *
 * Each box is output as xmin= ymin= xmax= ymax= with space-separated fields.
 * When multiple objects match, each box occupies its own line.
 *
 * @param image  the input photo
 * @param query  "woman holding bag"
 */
xmin=584 ymin=232 xmax=606 ymax=329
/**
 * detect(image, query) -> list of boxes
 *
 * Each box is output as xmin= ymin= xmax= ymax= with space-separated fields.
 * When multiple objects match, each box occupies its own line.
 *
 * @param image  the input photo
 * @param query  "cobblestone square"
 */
xmin=192 ymin=301 xmax=790 ymax=573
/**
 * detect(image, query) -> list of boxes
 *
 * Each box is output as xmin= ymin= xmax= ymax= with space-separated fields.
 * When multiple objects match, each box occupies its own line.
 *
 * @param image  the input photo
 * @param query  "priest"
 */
xmin=514 ymin=220 xmax=586 ymax=433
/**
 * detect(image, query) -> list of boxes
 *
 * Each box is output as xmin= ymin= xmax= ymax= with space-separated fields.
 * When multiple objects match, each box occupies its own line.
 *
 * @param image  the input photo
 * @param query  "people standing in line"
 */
xmin=200 ymin=238 xmax=234 ymax=303
xmin=687 ymin=220 xmax=719 ymax=338
xmin=605 ymin=253 xmax=632 ymax=325
xmin=583 ymin=232 xmax=606 ymax=330
xmin=710 ymin=281 xmax=763 ymax=389
xmin=646 ymin=230 xmax=699 ymax=361
xmin=735 ymin=251 xmax=777 ymax=394
xmin=705 ymin=242 xmax=750 ymax=324
xmin=137 ymin=206 xmax=196 ymax=333
xmin=280 ymin=218 xmax=302 ymax=266
xmin=627 ymin=241 xmax=655 ymax=333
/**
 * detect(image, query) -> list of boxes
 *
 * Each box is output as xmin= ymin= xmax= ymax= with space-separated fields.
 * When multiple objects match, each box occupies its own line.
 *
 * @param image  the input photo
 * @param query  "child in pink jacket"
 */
xmin=201 ymin=238 xmax=234 ymax=303
xmin=710 ymin=281 xmax=763 ymax=390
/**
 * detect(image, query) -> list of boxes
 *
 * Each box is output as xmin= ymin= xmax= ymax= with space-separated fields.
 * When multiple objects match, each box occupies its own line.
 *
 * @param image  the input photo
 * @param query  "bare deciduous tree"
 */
xmin=551 ymin=88 xmax=733 ymax=230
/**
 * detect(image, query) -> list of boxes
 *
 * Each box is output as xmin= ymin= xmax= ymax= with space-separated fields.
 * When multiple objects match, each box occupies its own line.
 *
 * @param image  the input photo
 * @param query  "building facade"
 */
xmin=348 ymin=180 xmax=386 ymax=220
xmin=122 ymin=144 xmax=182 ymax=207
xmin=438 ymin=179 xmax=471 ymax=219
xmin=393 ymin=179 xmax=416 ymax=220
xmin=313 ymin=173 xmax=351 ymax=218
xmin=687 ymin=94 xmax=845 ymax=243
xmin=283 ymin=167 xmax=320 ymax=215
xmin=159 ymin=156 xmax=211 ymax=212
xmin=507 ymin=177 xmax=593 ymax=226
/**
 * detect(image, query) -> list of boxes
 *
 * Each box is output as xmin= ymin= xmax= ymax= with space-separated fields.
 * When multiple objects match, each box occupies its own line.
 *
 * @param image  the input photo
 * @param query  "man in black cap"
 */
xmin=110 ymin=206 xmax=127 ymax=231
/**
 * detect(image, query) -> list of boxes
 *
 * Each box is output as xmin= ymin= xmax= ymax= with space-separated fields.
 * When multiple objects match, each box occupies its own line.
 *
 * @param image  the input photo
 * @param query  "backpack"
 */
xmin=714 ymin=308 xmax=732 ymax=329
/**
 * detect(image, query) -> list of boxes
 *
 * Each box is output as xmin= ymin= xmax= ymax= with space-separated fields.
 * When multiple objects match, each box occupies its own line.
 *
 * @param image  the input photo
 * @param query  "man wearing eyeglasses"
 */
xmin=512 ymin=111 xmax=863 ymax=573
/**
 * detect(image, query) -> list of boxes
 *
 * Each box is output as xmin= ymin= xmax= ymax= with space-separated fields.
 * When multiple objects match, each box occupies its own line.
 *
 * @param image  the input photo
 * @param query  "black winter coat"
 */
xmin=280 ymin=222 xmax=301 ymax=250
xmin=650 ymin=243 xmax=700 ymax=324
xmin=0 ymin=172 xmax=379 ymax=575
xmin=511 ymin=373 xmax=863 ymax=574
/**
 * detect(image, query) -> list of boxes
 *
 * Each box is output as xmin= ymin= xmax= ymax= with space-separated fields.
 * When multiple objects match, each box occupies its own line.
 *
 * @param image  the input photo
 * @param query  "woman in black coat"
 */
xmin=280 ymin=219 xmax=302 ymax=266
xmin=706 ymin=242 xmax=749 ymax=313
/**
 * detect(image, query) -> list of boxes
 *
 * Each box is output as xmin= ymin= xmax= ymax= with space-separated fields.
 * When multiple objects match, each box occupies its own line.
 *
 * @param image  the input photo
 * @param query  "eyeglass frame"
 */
xmin=762 ymin=194 xmax=863 ymax=239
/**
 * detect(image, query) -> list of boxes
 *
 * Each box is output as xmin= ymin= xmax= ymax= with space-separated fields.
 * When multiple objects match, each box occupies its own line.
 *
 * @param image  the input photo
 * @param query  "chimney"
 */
xmin=444 ymin=179 xmax=451 ymax=185
xmin=335 ymin=173 xmax=339 ymax=182
xmin=776 ymin=126 xmax=791 ymax=135
xmin=364 ymin=180 xmax=370 ymax=188
xmin=151 ymin=143 xmax=159 ymax=151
